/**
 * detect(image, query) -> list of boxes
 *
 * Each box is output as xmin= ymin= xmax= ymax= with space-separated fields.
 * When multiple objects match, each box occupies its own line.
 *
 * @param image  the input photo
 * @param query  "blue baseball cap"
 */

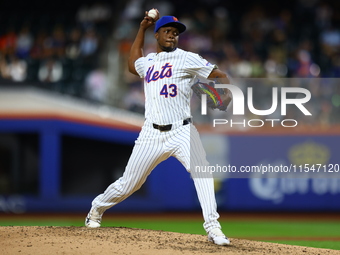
xmin=154 ymin=16 xmax=186 ymax=34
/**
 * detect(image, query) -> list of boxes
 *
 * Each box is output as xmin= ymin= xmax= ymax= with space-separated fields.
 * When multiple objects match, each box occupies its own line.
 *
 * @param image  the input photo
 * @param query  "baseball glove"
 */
xmin=191 ymin=78 xmax=229 ymax=111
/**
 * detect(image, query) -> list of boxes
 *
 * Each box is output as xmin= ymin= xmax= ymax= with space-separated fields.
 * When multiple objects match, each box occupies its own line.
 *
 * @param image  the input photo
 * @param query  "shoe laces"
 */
xmin=210 ymin=228 xmax=225 ymax=238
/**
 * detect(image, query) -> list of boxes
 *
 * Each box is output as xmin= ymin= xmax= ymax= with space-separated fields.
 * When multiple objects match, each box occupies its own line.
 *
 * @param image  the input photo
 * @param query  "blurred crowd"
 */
xmin=0 ymin=0 xmax=339 ymax=126
xmin=0 ymin=1 xmax=112 ymax=100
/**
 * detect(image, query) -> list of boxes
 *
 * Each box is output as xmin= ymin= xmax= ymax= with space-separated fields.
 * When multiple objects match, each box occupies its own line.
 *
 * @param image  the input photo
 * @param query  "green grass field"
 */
xmin=1 ymin=215 xmax=339 ymax=251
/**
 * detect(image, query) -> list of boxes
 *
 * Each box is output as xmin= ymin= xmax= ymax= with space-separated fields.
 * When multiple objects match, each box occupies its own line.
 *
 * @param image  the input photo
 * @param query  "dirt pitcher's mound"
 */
xmin=1 ymin=226 xmax=339 ymax=255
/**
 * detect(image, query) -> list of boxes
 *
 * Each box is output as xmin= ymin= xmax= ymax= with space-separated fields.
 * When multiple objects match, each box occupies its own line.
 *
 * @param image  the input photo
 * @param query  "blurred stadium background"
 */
xmin=0 ymin=0 xmax=339 ymax=218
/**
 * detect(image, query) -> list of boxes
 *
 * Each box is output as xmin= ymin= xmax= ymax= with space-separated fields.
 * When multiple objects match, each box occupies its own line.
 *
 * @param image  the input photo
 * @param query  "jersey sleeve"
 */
xmin=184 ymin=52 xmax=216 ymax=78
xmin=134 ymin=57 xmax=146 ymax=78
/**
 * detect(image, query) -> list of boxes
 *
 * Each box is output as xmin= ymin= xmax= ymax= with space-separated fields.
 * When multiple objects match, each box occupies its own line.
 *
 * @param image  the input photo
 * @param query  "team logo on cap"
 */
xmin=173 ymin=17 xmax=178 ymax=22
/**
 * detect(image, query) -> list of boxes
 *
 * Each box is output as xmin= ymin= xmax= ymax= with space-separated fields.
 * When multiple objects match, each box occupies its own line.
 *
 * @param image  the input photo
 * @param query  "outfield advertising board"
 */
xmin=219 ymin=135 xmax=340 ymax=211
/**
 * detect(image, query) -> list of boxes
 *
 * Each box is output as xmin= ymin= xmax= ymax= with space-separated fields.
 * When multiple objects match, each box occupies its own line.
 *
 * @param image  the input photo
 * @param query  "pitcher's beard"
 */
xmin=160 ymin=45 xmax=175 ymax=52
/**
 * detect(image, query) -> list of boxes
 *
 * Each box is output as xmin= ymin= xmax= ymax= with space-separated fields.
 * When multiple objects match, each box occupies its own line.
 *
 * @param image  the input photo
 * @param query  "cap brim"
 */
xmin=158 ymin=22 xmax=186 ymax=34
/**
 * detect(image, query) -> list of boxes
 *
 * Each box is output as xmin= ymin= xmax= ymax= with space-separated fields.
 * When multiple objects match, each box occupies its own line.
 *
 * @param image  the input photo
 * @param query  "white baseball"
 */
xmin=148 ymin=9 xmax=157 ymax=19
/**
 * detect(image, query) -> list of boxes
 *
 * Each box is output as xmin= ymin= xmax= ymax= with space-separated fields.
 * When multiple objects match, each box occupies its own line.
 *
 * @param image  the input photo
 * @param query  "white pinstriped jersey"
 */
xmin=135 ymin=48 xmax=215 ymax=125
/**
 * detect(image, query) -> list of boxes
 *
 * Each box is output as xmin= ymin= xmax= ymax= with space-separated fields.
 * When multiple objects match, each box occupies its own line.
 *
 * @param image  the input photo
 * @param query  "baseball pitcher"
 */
xmin=85 ymin=9 xmax=231 ymax=246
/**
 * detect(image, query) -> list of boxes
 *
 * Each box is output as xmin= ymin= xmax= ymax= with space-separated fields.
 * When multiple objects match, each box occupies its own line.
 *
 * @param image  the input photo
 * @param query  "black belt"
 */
xmin=153 ymin=118 xmax=191 ymax=132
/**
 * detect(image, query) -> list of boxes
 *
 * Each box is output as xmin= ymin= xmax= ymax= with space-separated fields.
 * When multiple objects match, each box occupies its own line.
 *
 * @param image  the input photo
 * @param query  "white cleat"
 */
xmin=208 ymin=228 xmax=230 ymax=246
xmin=85 ymin=217 xmax=101 ymax=228
xmin=85 ymin=210 xmax=102 ymax=228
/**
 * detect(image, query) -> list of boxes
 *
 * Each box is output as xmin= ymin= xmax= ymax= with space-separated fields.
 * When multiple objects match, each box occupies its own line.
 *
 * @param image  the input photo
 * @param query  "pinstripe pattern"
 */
xmin=135 ymin=48 xmax=215 ymax=125
xmin=88 ymin=48 xmax=222 ymax=233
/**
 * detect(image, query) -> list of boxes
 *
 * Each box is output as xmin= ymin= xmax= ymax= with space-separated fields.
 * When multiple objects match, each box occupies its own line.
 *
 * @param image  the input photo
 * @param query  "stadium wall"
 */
xmin=0 ymin=89 xmax=339 ymax=213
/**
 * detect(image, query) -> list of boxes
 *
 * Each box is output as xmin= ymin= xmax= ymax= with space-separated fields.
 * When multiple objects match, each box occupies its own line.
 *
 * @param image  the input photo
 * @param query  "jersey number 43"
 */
xmin=160 ymin=84 xmax=177 ymax=98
